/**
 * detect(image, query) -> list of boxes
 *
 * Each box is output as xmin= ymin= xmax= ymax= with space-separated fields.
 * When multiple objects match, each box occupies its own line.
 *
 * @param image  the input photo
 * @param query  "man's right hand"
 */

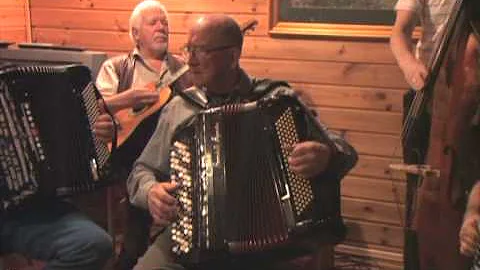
xmin=124 ymin=87 xmax=160 ymax=108
xmin=103 ymin=87 xmax=159 ymax=114
xmin=147 ymin=181 xmax=179 ymax=227
xmin=401 ymin=58 xmax=428 ymax=91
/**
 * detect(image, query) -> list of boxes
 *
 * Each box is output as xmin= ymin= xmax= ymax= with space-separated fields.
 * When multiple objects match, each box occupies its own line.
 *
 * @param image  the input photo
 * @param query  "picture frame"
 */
xmin=269 ymin=0 xmax=398 ymax=38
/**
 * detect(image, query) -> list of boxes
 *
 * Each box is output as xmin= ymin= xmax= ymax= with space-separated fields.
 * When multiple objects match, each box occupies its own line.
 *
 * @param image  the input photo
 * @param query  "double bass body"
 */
xmin=401 ymin=0 xmax=480 ymax=269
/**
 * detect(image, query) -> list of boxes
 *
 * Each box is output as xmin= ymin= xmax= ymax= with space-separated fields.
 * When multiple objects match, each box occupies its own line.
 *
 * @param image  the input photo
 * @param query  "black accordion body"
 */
xmin=0 ymin=64 xmax=111 ymax=211
xmin=170 ymin=93 xmax=341 ymax=263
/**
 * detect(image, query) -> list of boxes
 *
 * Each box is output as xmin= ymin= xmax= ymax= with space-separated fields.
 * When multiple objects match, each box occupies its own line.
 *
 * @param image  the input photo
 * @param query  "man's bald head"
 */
xmin=191 ymin=14 xmax=243 ymax=50
xmin=185 ymin=14 xmax=244 ymax=93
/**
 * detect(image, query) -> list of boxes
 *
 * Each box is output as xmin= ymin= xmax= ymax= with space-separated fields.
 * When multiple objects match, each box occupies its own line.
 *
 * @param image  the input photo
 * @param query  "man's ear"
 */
xmin=131 ymin=27 xmax=139 ymax=43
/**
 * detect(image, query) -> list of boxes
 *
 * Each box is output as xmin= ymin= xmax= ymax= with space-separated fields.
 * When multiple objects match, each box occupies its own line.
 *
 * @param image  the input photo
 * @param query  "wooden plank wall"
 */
xmin=7 ymin=0 xmax=410 ymax=269
xmin=0 ymin=0 xmax=29 ymax=42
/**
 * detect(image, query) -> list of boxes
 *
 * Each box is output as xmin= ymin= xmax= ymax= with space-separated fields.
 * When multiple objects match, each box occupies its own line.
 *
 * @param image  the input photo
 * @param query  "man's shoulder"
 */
xmin=167 ymin=87 xmax=204 ymax=108
xmin=250 ymin=77 xmax=291 ymax=98
xmin=104 ymin=53 xmax=134 ymax=69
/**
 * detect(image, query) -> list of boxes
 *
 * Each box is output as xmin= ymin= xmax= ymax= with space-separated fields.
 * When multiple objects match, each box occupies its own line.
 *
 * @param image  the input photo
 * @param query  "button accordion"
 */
xmin=0 ymin=64 xmax=111 ymax=211
xmin=169 ymin=93 xmax=341 ymax=263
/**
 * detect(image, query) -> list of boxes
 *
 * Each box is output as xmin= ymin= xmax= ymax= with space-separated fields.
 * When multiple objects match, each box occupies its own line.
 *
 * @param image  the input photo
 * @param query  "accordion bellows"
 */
xmin=169 ymin=94 xmax=341 ymax=263
xmin=0 ymin=64 xmax=111 ymax=211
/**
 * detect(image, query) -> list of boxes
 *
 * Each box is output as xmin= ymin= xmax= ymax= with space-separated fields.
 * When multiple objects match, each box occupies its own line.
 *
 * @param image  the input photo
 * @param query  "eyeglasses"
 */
xmin=181 ymin=44 xmax=236 ymax=58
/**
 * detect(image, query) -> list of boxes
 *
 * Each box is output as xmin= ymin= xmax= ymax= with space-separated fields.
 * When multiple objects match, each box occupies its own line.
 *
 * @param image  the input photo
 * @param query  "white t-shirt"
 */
xmin=395 ymin=0 xmax=455 ymax=65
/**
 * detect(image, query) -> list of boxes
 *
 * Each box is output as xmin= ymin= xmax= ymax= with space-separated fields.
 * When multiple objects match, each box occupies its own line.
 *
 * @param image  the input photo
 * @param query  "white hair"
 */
xmin=129 ymin=0 xmax=168 ymax=44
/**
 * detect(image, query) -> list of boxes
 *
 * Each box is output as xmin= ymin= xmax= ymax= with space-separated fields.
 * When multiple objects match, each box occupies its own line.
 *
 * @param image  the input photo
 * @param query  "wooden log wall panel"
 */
xmin=0 ymin=29 xmax=26 ymax=42
xmin=0 ymin=8 xmax=25 ymax=27
xmin=26 ymin=0 xmax=409 ymax=268
xmin=314 ymin=107 xmax=402 ymax=135
xmin=293 ymin=83 xmax=405 ymax=112
xmin=30 ymin=0 xmax=268 ymax=13
xmin=343 ymin=219 xmax=403 ymax=249
xmin=342 ymin=198 xmax=404 ymax=226
xmin=31 ymin=10 xmax=268 ymax=37
xmin=33 ymin=29 xmax=132 ymax=51
xmin=30 ymin=26 xmax=404 ymax=68
xmin=343 ymin=131 xmax=402 ymax=157
xmin=0 ymin=0 xmax=28 ymax=42
xmin=242 ymin=59 xmax=406 ymax=88
xmin=0 ymin=0 xmax=25 ymax=7
xmin=172 ymin=35 xmax=399 ymax=64
xmin=350 ymin=155 xmax=405 ymax=181
xmin=342 ymin=176 xmax=406 ymax=204
xmin=30 ymin=9 xmax=399 ymax=64
xmin=32 ymin=31 xmax=407 ymax=87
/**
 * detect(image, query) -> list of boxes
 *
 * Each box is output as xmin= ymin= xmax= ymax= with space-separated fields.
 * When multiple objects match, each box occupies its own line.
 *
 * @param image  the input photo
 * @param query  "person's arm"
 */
xmin=95 ymin=58 xmax=159 ymax=114
xmin=289 ymin=119 xmax=357 ymax=181
xmin=270 ymin=86 xmax=357 ymax=180
xmin=460 ymin=181 xmax=480 ymax=256
xmin=126 ymin=100 xmax=177 ymax=211
xmin=390 ymin=9 xmax=428 ymax=90
xmin=463 ymin=34 xmax=480 ymax=90
xmin=127 ymin=97 xmax=197 ymax=226
xmin=313 ymin=125 xmax=357 ymax=181
xmin=126 ymin=110 xmax=178 ymax=227
xmin=102 ymin=88 xmax=159 ymax=114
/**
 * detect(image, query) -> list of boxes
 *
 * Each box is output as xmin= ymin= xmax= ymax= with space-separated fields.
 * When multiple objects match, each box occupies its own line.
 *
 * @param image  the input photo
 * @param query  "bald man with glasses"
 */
xmin=127 ymin=14 xmax=357 ymax=270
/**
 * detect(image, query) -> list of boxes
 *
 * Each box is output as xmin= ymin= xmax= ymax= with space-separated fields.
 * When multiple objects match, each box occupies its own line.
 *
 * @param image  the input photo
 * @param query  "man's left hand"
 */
xmin=93 ymin=113 xmax=115 ymax=143
xmin=288 ymin=141 xmax=331 ymax=179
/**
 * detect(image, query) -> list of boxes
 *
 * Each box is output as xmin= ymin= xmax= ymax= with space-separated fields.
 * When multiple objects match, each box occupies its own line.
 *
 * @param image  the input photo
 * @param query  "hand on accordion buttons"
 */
xmin=459 ymin=214 xmax=480 ymax=257
xmin=147 ymin=181 xmax=180 ymax=227
xmin=93 ymin=113 xmax=115 ymax=143
xmin=288 ymin=141 xmax=331 ymax=179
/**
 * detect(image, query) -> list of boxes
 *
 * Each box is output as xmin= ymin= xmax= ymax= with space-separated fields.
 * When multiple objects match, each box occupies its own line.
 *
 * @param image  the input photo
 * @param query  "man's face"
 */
xmin=184 ymin=26 xmax=237 ymax=90
xmin=133 ymin=7 xmax=168 ymax=57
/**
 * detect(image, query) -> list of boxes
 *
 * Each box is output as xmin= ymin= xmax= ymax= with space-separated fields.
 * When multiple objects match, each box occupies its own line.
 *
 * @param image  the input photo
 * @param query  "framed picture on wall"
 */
xmin=269 ymin=0 xmax=398 ymax=38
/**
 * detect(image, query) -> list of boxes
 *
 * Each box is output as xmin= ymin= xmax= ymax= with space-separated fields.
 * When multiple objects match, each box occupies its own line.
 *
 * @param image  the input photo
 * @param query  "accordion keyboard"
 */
xmin=275 ymin=107 xmax=313 ymax=216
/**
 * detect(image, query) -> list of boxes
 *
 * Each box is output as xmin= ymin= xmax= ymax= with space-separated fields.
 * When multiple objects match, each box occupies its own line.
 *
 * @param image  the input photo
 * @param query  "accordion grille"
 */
xmin=275 ymin=107 xmax=313 ymax=216
xmin=0 ymin=65 xmax=112 ymax=210
xmin=81 ymin=82 xmax=110 ymax=170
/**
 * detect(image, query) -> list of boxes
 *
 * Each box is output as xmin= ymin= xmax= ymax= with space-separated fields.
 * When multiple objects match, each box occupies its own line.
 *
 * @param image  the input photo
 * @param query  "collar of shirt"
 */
xmin=132 ymin=48 xmax=168 ymax=76
xmin=203 ymin=69 xmax=254 ymax=106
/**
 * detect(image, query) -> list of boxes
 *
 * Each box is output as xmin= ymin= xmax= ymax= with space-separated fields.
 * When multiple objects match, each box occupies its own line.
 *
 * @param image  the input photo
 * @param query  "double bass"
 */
xmin=392 ymin=0 xmax=480 ymax=269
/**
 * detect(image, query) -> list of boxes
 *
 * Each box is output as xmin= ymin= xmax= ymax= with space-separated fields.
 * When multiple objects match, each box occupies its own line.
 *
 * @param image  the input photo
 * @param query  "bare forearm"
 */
xmin=390 ymin=29 xmax=417 ymax=71
xmin=465 ymin=182 xmax=480 ymax=218
xmin=103 ymin=91 xmax=135 ymax=113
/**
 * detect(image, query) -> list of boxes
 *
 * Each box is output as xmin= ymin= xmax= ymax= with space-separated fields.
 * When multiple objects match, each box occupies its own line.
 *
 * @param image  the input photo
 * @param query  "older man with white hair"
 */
xmin=96 ymin=1 xmax=191 ymax=269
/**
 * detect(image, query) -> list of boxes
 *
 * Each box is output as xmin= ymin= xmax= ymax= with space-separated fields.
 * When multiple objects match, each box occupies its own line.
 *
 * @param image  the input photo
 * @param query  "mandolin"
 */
xmin=112 ymin=64 xmax=189 ymax=147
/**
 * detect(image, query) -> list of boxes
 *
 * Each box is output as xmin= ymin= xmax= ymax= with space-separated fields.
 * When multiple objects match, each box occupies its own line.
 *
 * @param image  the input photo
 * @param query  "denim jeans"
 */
xmin=0 ymin=198 xmax=113 ymax=270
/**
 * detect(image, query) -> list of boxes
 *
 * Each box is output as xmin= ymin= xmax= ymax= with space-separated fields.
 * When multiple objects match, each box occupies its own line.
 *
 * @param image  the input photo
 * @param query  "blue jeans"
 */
xmin=0 ymin=198 xmax=113 ymax=270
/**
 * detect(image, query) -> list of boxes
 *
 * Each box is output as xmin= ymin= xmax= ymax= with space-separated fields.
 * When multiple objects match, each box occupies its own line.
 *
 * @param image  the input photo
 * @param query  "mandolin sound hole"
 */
xmin=132 ymin=104 xmax=148 ymax=114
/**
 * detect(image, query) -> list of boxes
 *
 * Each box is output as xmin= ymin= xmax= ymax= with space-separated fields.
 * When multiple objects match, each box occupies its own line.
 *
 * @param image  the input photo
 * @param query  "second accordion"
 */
xmin=0 ymin=64 xmax=111 ymax=211
xmin=169 ymin=92 xmax=342 ymax=263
